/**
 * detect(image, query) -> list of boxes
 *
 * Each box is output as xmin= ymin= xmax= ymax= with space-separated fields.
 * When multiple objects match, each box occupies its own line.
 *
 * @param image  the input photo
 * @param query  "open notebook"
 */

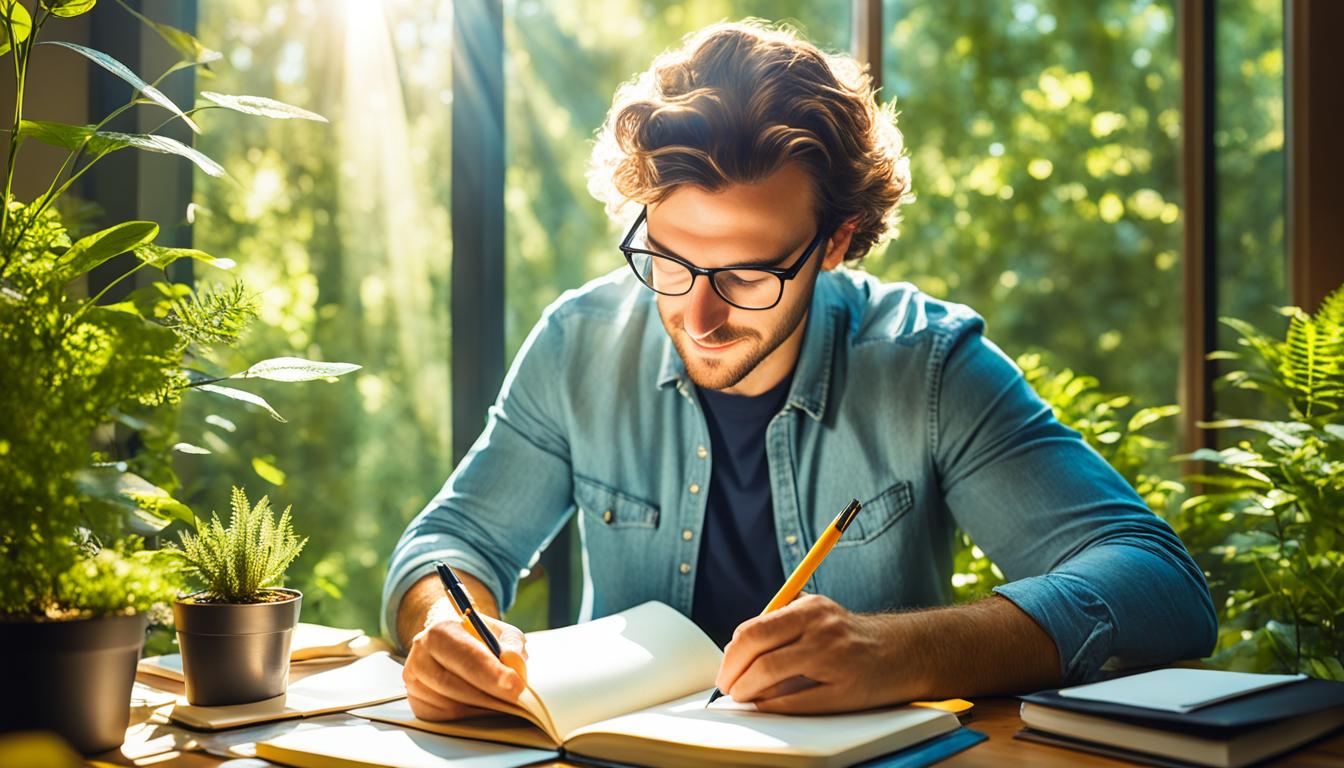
xmin=348 ymin=602 xmax=960 ymax=768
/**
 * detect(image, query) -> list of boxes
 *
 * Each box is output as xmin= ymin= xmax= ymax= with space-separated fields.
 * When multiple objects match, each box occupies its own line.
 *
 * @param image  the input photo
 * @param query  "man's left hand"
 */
xmin=714 ymin=593 xmax=919 ymax=714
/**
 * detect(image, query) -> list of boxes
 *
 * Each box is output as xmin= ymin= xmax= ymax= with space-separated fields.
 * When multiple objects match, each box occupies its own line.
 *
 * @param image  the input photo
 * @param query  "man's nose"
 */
xmin=682 ymin=276 xmax=730 ymax=340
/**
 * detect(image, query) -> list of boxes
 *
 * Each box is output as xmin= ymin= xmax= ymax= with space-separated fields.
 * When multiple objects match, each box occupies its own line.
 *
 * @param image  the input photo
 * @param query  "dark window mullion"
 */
xmin=450 ymin=0 xmax=505 ymax=467
xmin=1287 ymin=0 xmax=1344 ymax=312
xmin=85 ymin=0 xmax=197 ymax=299
xmin=851 ymin=0 xmax=882 ymax=94
xmin=1180 ymin=0 xmax=1217 ymax=456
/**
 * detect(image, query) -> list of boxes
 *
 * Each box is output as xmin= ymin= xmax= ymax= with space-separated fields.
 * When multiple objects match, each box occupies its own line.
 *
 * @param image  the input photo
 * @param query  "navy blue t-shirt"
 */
xmin=690 ymin=373 xmax=793 ymax=648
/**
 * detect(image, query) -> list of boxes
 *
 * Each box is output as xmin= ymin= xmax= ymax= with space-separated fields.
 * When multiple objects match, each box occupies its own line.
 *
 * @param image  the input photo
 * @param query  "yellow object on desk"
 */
xmin=912 ymin=698 xmax=975 ymax=718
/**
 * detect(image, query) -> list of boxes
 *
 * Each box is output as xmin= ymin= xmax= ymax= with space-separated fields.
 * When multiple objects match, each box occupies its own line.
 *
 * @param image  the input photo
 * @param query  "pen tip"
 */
xmin=705 ymin=688 xmax=724 ymax=708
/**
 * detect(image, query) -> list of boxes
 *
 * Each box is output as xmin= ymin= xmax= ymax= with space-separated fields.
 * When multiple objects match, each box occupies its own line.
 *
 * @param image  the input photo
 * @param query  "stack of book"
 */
xmin=1017 ymin=668 xmax=1344 ymax=767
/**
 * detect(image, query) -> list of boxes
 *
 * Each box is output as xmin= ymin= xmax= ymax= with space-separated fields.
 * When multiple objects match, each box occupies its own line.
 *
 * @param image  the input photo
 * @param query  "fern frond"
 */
xmin=1280 ymin=308 xmax=1344 ymax=420
xmin=1317 ymin=284 xmax=1344 ymax=329
xmin=165 ymin=282 xmax=258 ymax=348
xmin=172 ymin=486 xmax=307 ymax=602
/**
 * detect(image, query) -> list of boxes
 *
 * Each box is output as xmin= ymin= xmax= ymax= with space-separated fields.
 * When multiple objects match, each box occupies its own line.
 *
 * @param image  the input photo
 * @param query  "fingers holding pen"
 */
xmin=424 ymin=618 xmax=528 ymax=702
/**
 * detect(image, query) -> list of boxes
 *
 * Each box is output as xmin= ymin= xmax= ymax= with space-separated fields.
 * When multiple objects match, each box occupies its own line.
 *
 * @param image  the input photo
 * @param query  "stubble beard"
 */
xmin=660 ymin=292 xmax=811 ymax=392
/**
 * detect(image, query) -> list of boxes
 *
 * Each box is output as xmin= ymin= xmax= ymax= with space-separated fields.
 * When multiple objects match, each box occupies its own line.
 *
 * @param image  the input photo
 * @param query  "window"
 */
xmin=187 ymin=0 xmax=454 ymax=630
xmin=1213 ymin=0 xmax=1286 ymax=418
xmin=873 ymin=0 xmax=1183 ymax=421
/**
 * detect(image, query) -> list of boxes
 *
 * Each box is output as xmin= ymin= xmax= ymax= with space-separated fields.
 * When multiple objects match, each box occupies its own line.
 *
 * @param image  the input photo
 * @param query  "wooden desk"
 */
xmin=99 ymin=695 xmax=1344 ymax=767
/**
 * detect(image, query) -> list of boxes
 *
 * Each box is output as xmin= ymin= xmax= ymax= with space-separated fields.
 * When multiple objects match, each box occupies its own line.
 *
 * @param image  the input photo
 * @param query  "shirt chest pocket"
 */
xmin=830 ymin=480 xmax=914 ymax=548
xmin=573 ymin=475 xmax=661 ymax=530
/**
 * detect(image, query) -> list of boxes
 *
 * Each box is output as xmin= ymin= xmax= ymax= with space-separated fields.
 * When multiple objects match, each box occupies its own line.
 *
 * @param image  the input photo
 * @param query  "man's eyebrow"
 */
xmin=644 ymin=232 xmax=801 ymax=269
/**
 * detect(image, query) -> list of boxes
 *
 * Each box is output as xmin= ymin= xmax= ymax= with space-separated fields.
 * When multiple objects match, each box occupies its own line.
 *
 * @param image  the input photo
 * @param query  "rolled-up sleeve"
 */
xmin=932 ymin=317 xmax=1216 ymax=683
xmin=380 ymin=306 xmax=576 ymax=652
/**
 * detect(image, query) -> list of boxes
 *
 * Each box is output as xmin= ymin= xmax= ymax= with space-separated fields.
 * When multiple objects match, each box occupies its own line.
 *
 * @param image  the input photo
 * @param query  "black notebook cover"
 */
xmin=1020 ymin=677 xmax=1344 ymax=734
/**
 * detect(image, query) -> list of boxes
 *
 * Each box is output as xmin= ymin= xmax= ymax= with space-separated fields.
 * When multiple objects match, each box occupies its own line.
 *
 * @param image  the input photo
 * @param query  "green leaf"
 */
xmin=199 ymin=91 xmax=329 ymax=122
xmin=1127 ymin=404 xmax=1180 ymax=433
xmin=251 ymin=456 xmax=287 ymax=486
xmin=133 ymin=243 xmax=236 ymax=271
xmin=0 ymin=0 xmax=32 ymax=57
xmin=1197 ymin=419 xmax=1310 ymax=448
xmin=74 ymin=468 xmax=194 ymax=533
xmin=111 ymin=0 xmax=221 ymax=64
xmin=17 ymin=119 xmax=116 ymax=157
xmin=56 ymin=220 xmax=159 ymax=282
xmin=97 ymin=130 xmax=225 ymax=177
xmin=204 ymin=414 xmax=237 ymax=432
xmin=230 ymin=356 xmax=362 ymax=383
xmin=155 ymin=24 xmax=222 ymax=64
xmin=172 ymin=442 xmax=211 ymax=455
xmin=18 ymin=120 xmax=226 ymax=176
xmin=193 ymin=383 xmax=287 ymax=422
xmin=1178 ymin=448 xmax=1233 ymax=464
xmin=39 ymin=41 xmax=201 ymax=133
xmin=41 ymin=0 xmax=96 ymax=18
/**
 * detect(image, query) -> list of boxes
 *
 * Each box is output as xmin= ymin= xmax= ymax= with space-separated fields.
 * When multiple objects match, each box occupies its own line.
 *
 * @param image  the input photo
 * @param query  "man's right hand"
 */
xmin=403 ymin=597 xmax=530 ymax=720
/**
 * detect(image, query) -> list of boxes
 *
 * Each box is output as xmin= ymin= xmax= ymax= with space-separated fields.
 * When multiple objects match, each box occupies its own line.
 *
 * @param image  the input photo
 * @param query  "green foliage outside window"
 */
xmin=871 ymin=0 xmax=1184 ymax=418
xmin=184 ymin=0 xmax=456 ymax=631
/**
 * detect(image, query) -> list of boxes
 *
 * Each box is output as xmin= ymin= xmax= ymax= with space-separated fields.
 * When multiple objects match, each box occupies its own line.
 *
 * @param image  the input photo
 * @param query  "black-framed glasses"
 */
xmin=619 ymin=207 xmax=830 ymax=311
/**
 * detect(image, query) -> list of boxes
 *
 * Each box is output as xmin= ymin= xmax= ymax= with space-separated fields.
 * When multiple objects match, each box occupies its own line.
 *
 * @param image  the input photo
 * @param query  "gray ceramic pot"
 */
xmin=173 ymin=588 xmax=301 ymax=706
xmin=0 ymin=612 xmax=147 ymax=753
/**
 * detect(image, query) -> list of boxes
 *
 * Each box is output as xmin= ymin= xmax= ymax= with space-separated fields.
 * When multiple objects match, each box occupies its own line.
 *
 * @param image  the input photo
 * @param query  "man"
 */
xmin=383 ymin=20 xmax=1216 ymax=720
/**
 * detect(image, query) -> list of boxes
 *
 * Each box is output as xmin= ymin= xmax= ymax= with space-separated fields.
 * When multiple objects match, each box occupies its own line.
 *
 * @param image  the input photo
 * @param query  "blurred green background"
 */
xmin=177 ymin=0 xmax=1285 ymax=636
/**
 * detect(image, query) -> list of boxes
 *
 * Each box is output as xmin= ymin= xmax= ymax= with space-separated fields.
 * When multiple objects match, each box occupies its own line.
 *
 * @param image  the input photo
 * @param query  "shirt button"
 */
xmin=679 ymin=562 xmax=691 ymax=575
xmin=682 ymin=529 xmax=693 ymax=541
xmin=696 ymin=445 xmax=708 ymax=459
xmin=602 ymin=509 xmax=613 ymax=524
xmin=785 ymin=534 xmax=798 ymax=545
xmin=688 ymin=483 xmax=700 ymax=495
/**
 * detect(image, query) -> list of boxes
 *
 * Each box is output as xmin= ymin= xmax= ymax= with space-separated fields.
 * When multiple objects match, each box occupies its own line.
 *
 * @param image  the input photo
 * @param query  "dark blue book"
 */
xmin=1018 ymin=676 xmax=1344 ymax=767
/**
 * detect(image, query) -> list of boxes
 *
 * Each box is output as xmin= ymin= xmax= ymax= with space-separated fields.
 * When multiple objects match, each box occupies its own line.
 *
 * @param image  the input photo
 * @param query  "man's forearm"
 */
xmin=884 ymin=595 xmax=1061 ymax=699
xmin=396 ymin=569 xmax=501 ymax=651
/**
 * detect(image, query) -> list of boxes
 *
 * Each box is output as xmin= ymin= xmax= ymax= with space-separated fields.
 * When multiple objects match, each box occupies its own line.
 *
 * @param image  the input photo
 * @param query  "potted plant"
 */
xmin=0 ymin=0 xmax=354 ymax=753
xmin=171 ymin=486 xmax=306 ymax=705
xmin=1179 ymin=284 xmax=1344 ymax=679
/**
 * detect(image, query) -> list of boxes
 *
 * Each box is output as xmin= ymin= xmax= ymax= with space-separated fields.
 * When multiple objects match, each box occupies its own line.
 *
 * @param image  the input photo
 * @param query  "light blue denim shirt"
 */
xmin=382 ymin=267 xmax=1216 ymax=683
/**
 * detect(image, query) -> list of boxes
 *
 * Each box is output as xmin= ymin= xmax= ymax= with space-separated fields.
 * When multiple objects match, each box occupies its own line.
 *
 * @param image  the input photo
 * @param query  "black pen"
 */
xmin=436 ymin=561 xmax=503 ymax=658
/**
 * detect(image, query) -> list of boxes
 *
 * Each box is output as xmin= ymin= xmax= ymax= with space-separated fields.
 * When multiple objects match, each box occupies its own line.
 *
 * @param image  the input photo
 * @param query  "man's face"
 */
xmin=644 ymin=164 xmax=847 ymax=395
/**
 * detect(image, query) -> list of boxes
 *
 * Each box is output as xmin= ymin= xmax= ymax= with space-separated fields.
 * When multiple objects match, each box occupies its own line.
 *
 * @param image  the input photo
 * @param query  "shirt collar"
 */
xmin=654 ymin=272 xmax=842 ymax=423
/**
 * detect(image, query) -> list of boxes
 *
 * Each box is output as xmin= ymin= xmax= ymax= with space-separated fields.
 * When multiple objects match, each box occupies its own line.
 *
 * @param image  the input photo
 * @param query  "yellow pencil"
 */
xmin=706 ymin=498 xmax=862 ymax=706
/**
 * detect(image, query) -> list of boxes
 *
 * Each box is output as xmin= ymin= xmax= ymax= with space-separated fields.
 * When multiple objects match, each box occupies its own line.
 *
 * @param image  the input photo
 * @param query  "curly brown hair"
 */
xmin=587 ymin=19 xmax=912 ymax=261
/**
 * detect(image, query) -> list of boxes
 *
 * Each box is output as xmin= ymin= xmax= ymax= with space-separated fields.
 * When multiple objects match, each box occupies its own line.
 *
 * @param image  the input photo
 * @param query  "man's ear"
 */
xmin=821 ymin=219 xmax=858 ymax=270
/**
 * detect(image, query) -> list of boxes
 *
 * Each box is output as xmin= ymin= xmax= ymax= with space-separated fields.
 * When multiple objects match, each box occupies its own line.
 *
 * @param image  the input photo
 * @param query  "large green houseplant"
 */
xmin=0 ymin=0 xmax=354 ymax=753
xmin=1179 ymin=285 xmax=1344 ymax=680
